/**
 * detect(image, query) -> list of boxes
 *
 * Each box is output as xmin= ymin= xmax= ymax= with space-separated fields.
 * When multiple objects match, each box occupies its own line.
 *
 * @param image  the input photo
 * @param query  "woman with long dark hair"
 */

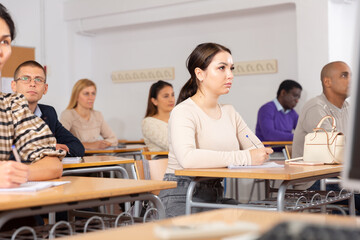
xmin=159 ymin=43 xmax=273 ymax=217
xmin=142 ymin=80 xmax=175 ymax=153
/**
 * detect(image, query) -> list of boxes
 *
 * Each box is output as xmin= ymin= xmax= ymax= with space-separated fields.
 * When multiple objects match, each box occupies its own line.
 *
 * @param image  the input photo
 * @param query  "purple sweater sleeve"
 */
xmin=256 ymin=102 xmax=297 ymax=141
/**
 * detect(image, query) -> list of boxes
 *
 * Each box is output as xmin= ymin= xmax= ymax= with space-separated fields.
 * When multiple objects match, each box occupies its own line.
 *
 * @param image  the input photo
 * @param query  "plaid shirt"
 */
xmin=0 ymin=93 xmax=65 ymax=163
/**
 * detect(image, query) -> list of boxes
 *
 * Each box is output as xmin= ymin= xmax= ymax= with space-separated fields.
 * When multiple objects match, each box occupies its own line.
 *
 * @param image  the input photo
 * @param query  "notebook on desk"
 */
xmin=228 ymin=162 xmax=284 ymax=169
xmin=0 ymin=181 xmax=70 ymax=192
xmin=62 ymin=157 xmax=83 ymax=164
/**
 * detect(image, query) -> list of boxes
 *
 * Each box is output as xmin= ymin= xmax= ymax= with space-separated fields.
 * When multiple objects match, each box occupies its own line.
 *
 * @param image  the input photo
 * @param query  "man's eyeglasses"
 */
xmin=15 ymin=76 xmax=46 ymax=85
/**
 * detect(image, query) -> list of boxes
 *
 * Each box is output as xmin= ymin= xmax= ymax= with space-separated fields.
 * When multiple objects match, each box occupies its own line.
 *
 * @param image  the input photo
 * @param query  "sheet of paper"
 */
xmin=228 ymin=161 xmax=284 ymax=169
xmin=62 ymin=157 xmax=82 ymax=164
xmin=0 ymin=181 xmax=70 ymax=192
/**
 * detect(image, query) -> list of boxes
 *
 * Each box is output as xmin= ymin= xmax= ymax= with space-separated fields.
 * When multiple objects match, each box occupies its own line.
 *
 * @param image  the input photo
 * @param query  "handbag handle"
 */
xmin=314 ymin=115 xmax=336 ymax=132
xmin=311 ymin=115 xmax=341 ymax=164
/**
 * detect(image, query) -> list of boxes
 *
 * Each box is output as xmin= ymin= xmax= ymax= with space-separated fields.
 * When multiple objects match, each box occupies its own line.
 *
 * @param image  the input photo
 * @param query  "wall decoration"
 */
xmin=233 ymin=59 xmax=277 ymax=76
xmin=112 ymin=67 xmax=175 ymax=83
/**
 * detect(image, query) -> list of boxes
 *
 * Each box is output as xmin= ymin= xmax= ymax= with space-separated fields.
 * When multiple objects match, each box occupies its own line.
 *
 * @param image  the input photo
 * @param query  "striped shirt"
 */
xmin=0 ymin=93 xmax=65 ymax=163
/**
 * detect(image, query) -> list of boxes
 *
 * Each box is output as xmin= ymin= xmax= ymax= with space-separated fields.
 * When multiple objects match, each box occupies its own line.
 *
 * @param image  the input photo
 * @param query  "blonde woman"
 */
xmin=60 ymin=79 xmax=117 ymax=149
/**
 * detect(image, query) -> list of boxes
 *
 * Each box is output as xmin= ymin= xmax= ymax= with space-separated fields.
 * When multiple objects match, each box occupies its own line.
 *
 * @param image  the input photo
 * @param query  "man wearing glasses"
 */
xmin=11 ymin=60 xmax=84 ymax=157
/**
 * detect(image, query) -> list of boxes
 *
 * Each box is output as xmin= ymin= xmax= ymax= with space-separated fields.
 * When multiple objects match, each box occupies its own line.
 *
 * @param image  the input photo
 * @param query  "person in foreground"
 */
xmin=11 ymin=60 xmax=85 ymax=157
xmin=0 ymin=3 xmax=65 ymax=188
xmin=256 ymin=79 xmax=302 ymax=141
xmin=159 ymin=42 xmax=273 ymax=218
xmin=60 ymin=79 xmax=118 ymax=150
xmin=142 ymin=80 xmax=175 ymax=155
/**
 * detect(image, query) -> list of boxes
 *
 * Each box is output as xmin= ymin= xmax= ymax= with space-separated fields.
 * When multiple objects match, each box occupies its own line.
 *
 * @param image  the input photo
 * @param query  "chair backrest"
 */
xmin=134 ymin=160 xmax=145 ymax=180
xmin=134 ymin=158 xmax=168 ymax=195
xmin=148 ymin=158 xmax=168 ymax=181
xmin=285 ymin=145 xmax=292 ymax=159
xmin=134 ymin=159 xmax=168 ymax=181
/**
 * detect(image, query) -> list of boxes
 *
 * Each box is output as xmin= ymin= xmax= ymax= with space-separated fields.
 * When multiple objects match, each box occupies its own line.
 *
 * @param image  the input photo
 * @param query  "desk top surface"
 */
xmin=62 ymin=155 xmax=134 ymax=169
xmin=262 ymin=141 xmax=292 ymax=145
xmin=118 ymin=139 xmax=145 ymax=145
xmin=0 ymin=177 xmax=176 ymax=211
xmin=84 ymin=144 xmax=145 ymax=154
xmin=175 ymin=164 xmax=342 ymax=180
xmin=65 ymin=208 xmax=359 ymax=240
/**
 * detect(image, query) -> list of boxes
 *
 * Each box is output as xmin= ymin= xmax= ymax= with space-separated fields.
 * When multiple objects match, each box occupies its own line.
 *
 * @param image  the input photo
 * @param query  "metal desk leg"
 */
xmin=185 ymin=178 xmax=220 ymax=215
xmin=142 ymin=194 xmax=166 ymax=219
xmin=349 ymin=193 xmax=356 ymax=216
xmin=265 ymin=180 xmax=270 ymax=199
xmin=320 ymin=179 xmax=326 ymax=213
xmin=234 ymin=178 xmax=239 ymax=199
xmin=185 ymin=180 xmax=197 ymax=215
xmin=277 ymin=180 xmax=291 ymax=211
xmin=49 ymin=212 xmax=56 ymax=225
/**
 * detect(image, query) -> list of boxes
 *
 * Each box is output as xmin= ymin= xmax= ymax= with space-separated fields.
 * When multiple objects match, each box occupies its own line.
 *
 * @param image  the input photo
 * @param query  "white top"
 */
xmin=142 ymin=117 xmax=169 ymax=152
xmin=167 ymin=98 xmax=262 ymax=174
xmin=60 ymin=109 xmax=118 ymax=146
xmin=292 ymin=93 xmax=349 ymax=158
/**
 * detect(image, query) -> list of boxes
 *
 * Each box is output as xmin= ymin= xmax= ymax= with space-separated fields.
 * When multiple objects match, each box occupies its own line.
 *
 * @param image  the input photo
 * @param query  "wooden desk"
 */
xmin=65 ymin=208 xmax=360 ymax=240
xmin=0 ymin=176 xmax=177 ymax=229
xmin=62 ymin=155 xmax=134 ymax=179
xmin=84 ymin=144 xmax=145 ymax=159
xmin=262 ymin=141 xmax=292 ymax=146
xmin=175 ymin=164 xmax=354 ymax=214
xmin=118 ymin=139 xmax=145 ymax=145
xmin=176 ymin=164 xmax=342 ymax=180
xmin=63 ymin=156 xmax=134 ymax=169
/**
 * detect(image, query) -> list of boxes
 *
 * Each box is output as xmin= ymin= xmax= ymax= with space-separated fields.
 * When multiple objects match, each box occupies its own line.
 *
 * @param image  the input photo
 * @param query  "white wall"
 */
xmin=328 ymin=0 xmax=359 ymax=66
xmin=2 ymin=0 xmax=75 ymax=113
xmin=2 ymin=0 xmax=358 ymax=141
xmin=67 ymin=1 xmax=299 ymax=140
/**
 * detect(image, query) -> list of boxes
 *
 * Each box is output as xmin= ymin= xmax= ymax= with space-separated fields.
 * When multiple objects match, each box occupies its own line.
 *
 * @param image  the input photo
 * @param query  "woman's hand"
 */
xmin=0 ymin=161 xmax=29 ymax=188
xmin=250 ymin=147 xmax=273 ymax=165
xmin=96 ymin=140 xmax=112 ymax=149
xmin=84 ymin=140 xmax=112 ymax=150
xmin=56 ymin=144 xmax=70 ymax=154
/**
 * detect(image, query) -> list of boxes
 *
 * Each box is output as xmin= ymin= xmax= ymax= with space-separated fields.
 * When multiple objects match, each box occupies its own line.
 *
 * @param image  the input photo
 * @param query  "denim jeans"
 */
xmin=159 ymin=174 xmax=238 ymax=218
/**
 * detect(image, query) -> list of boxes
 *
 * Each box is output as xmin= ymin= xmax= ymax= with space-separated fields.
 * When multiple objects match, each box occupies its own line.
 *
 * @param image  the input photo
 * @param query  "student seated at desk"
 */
xmin=255 ymin=79 xmax=302 ymax=141
xmin=0 ymin=3 xmax=65 ymax=188
xmin=293 ymin=61 xmax=350 ymax=159
xmin=11 ymin=60 xmax=85 ymax=157
xmin=292 ymin=61 xmax=360 ymax=212
xmin=142 ymin=80 xmax=174 ymax=157
xmin=60 ymin=79 xmax=117 ymax=150
xmin=159 ymin=42 xmax=273 ymax=218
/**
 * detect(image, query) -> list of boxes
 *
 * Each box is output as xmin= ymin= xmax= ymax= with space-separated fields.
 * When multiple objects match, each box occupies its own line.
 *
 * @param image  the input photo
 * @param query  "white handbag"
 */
xmin=302 ymin=115 xmax=344 ymax=164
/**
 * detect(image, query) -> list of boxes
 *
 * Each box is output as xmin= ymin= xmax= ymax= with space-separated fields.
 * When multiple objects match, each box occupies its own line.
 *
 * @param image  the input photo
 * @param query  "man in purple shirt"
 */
xmin=256 ymin=80 xmax=302 ymax=141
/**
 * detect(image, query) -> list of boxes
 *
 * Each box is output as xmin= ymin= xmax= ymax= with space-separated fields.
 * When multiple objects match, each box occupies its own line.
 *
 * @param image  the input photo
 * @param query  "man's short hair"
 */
xmin=276 ymin=79 xmax=302 ymax=98
xmin=320 ymin=61 xmax=347 ymax=81
xmin=14 ymin=60 xmax=46 ymax=81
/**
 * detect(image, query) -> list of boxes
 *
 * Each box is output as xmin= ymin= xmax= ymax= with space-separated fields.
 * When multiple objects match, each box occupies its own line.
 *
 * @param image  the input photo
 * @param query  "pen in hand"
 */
xmin=246 ymin=135 xmax=258 ymax=149
xmin=12 ymin=145 xmax=22 ymax=163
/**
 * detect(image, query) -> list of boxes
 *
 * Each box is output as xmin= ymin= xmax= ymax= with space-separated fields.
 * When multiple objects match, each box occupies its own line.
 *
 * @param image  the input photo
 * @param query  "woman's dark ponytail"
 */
xmin=176 ymin=43 xmax=231 ymax=104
